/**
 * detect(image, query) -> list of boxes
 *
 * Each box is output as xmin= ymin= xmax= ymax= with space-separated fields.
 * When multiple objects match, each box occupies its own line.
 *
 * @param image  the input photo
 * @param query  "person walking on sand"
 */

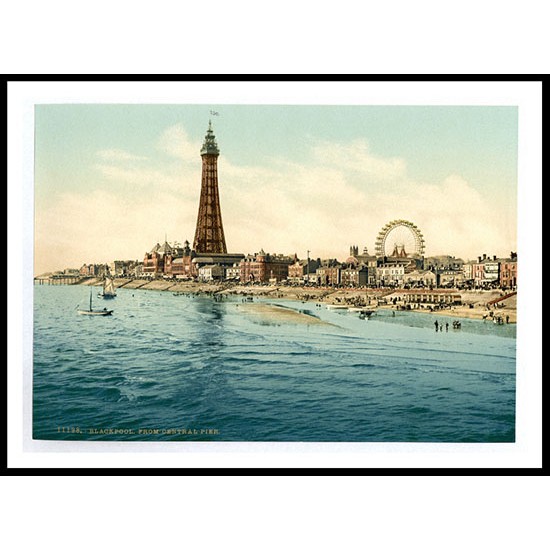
xmin=445 ymin=322 xmax=449 ymax=332
xmin=434 ymin=320 xmax=439 ymax=331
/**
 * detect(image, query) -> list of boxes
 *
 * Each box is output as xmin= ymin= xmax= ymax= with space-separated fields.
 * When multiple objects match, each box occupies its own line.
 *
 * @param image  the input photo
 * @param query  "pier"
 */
xmin=34 ymin=275 xmax=89 ymax=285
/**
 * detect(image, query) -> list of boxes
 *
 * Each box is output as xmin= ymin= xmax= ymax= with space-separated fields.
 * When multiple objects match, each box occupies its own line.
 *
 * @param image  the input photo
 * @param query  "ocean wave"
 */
xmin=32 ymin=285 xmax=517 ymax=443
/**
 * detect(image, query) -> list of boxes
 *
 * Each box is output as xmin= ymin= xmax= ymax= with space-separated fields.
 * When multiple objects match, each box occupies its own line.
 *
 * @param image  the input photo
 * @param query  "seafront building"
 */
xmin=288 ymin=257 xmax=321 ymax=284
xmin=462 ymin=261 xmax=474 ymax=284
xmin=142 ymin=240 xmax=178 ymax=277
xmin=480 ymin=255 xmax=500 ymax=286
xmin=435 ymin=269 xmax=465 ymax=288
xmin=131 ymin=238 xmax=520 ymax=291
xmin=316 ymin=260 xmax=342 ymax=286
xmin=198 ymin=264 xmax=225 ymax=282
xmin=79 ymin=263 xmax=102 ymax=277
xmin=471 ymin=254 xmax=500 ymax=289
xmin=165 ymin=241 xmax=196 ymax=279
xmin=424 ymin=255 xmax=464 ymax=271
xmin=240 ymin=250 xmax=294 ymax=283
xmin=225 ymin=264 xmax=241 ymax=281
xmin=344 ymin=246 xmax=377 ymax=286
xmin=403 ymin=269 xmax=437 ymax=287
xmin=499 ymin=255 xmax=518 ymax=289
xmin=109 ymin=260 xmax=139 ymax=277
xmin=62 ymin=248 xmax=519 ymax=291
xmin=464 ymin=253 xmax=517 ymax=290
xmin=400 ymin=289 xmax=462 ymax=306
xmin=340 ymin=264 xmax=369 ymax=287
xmin=376 ymin=263 xmax=407 ymax=287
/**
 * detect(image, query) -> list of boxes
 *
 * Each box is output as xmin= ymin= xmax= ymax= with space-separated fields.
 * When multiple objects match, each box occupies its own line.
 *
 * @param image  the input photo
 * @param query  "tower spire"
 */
xmin=200 ymin=120 xmax=220 ymax=156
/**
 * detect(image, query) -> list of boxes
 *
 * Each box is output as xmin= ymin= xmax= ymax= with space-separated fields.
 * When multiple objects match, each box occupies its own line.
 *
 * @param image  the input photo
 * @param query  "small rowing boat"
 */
xmin=78 ymin=288 xmax=113 ymax=316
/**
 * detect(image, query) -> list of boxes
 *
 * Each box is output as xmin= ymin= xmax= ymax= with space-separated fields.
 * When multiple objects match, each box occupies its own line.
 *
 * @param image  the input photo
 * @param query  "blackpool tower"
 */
xmin=193 ymin=121 xmax=227 ymax=254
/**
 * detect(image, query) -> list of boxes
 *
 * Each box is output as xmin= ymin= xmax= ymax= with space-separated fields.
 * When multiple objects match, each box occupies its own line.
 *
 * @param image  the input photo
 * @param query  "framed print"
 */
xmin=8 ymin=79 xmax=543 ymax=470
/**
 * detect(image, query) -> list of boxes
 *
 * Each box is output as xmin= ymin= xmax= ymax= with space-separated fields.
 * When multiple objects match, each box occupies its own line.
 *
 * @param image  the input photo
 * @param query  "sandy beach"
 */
xmin=234 ymin=302 xmax=331 ymax=326
xmin=74 ymin=277 xmax=517 ymax=324
xmin=391 ymin=302 xmax=517 ymax=323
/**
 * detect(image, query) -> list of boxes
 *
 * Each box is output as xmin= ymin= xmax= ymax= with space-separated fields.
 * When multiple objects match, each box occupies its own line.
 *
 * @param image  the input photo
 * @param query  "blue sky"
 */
xmin=34 ymin=104 xmax=518 ymax=274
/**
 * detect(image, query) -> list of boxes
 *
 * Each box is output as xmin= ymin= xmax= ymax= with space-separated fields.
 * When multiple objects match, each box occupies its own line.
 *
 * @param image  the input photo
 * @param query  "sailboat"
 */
xmin=78 ymin=288 xmax=113 ymax=316
xmin=98 ymin=274 xmax=117 ymax=299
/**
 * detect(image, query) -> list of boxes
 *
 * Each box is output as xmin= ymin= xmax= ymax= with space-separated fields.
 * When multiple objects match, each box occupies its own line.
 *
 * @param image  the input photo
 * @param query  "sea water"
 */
xmin=32 ymin=285 xmax=516 ymax=442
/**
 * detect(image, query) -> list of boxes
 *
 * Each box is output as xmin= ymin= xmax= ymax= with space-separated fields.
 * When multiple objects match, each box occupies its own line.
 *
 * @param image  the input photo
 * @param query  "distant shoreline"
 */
xmin=37 ymin=276 xmax=516 ymax=325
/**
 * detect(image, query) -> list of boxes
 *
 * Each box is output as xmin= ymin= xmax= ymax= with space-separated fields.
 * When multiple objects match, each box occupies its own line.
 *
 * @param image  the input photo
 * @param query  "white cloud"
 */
xmin=312 ymin=139 xmax=408 ymax=182
xmin=93 ymin=162 xmax=200 ymax=198
xmin=157 ymin=124 xmax=202 ymax=161
xmin=96 ymin=149 xmax=147 ymax=162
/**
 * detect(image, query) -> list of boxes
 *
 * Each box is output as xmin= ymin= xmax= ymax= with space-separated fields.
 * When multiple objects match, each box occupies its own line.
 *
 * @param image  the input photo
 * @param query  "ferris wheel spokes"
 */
xmin=374 ymin=219 xmax=425 ymax=258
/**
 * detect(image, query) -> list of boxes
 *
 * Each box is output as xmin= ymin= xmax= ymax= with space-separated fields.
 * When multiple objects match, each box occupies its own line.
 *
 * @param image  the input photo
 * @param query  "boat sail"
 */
xmin=99 ymin=275 xmax=117 ymax=299
xmin=78 ymin=288 xmax=113 ymax=316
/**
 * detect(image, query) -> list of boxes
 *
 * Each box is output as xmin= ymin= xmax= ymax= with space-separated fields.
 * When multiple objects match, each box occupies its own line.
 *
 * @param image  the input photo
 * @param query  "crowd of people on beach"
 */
xmin=482 ymin=310 xmax=510 ymax=324
xmin=434 ymin=319 xmax=461 ymax=331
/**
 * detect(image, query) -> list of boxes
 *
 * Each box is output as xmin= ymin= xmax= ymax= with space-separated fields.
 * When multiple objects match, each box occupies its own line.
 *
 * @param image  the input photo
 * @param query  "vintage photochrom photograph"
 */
xmin=30 ymin=94 xmax=520 ymax=446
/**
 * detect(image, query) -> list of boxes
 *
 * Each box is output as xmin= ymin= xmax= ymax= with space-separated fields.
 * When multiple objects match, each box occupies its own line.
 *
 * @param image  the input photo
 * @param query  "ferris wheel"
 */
xmin=375 ymin=219 xmax=425 ymax=258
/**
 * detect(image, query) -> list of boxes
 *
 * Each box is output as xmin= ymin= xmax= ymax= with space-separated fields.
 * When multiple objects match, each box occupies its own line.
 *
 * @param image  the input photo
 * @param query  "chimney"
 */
xmin=493 ymin=255 xmax=497 ymax=261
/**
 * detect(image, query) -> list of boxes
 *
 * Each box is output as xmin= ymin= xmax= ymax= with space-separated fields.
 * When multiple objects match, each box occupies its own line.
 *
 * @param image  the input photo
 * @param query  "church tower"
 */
xmin=193 ymin=121 xmax=227 ymax=254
